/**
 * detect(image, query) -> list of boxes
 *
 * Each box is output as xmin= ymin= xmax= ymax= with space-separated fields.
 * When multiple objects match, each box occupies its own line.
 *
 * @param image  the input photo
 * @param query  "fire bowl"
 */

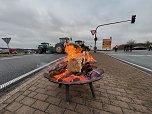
xmin=44 ymin=58 xmax=104 ymax=102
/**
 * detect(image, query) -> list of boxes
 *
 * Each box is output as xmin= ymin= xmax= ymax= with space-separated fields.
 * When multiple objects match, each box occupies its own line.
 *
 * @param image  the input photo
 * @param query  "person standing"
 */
xmin=115 ymin=45 xmax=118 ymax=52
xmin=130 ymin=44 xmax=133 ymax=52
xmin=149 ymin=44 xmax=152 ymax=51
xmin=124 ymin=45 xmax=126 ymax=52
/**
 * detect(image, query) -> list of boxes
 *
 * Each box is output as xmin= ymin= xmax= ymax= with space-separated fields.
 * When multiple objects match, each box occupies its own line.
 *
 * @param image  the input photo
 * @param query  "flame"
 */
xmin=48 ymin=42 xmax=95 ymax=82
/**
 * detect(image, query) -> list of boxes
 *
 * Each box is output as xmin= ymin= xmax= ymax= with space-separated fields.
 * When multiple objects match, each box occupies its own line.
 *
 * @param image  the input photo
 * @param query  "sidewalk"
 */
xmin=0 ymin=52 xmax=152 ymax=114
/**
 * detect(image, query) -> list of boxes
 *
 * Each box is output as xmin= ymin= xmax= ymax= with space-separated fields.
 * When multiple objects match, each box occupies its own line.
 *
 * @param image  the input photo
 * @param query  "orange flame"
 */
xmin=49 ymin=42 xmax=95 ymax=82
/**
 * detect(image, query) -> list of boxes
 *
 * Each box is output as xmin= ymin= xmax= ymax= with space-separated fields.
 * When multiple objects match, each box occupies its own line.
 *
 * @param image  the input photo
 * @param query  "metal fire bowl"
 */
xmin=45 ymin=70 xmax=104 ymax=85
xmin=44 ymin=68 xmax=104 ymax=102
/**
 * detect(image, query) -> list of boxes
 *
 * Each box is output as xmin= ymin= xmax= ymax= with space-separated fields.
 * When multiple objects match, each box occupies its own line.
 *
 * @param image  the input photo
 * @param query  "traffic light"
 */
xmin=94 ymin=37 xmax=97 ymax=41
xmin=131 ymin=15 xmax=136 ymax=24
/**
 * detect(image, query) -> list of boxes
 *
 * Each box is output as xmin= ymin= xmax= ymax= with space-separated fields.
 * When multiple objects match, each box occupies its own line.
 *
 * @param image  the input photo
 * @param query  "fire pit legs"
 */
xmin=66 ymin=85 xmax=70 ymax=102
xmin=89 ymin=82 xmax=95 ymax=98
xmin=58 ymin=83 xmax=62 ymax=88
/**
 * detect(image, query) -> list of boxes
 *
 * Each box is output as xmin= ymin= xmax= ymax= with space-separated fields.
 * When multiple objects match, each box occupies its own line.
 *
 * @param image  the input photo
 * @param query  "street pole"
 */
xmin=7 ymin=44 xmax=10 ymax=54
xmin=94 ymin=33 xmax=97 ymax=53
xmin=93 ymin=17 xmax=135 ymax=53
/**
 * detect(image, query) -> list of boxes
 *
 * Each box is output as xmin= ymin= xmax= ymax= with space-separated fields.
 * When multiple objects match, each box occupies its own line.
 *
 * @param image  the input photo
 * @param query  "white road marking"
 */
xmin=0 ymin=56 xmax=65 ymax=90
xmin=110 ymin=54 xmax=152 ymax=57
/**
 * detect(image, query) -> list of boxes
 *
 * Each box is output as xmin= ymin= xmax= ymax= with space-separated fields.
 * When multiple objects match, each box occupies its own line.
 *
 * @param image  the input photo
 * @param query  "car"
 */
xmin=132 ymin=46 xmax=147 ymax=50
xmin=0 ymin=49 xmax=9 ymax=54
xmin=0 ymin=49 xmax=2 ymax=54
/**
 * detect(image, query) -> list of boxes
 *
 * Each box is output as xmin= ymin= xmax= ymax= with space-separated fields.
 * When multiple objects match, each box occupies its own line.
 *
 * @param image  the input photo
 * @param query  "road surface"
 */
xmin=102 ymin=50 xmax=152 ymax=73
xmin=0 ymin=54 xmax=65 ymax=85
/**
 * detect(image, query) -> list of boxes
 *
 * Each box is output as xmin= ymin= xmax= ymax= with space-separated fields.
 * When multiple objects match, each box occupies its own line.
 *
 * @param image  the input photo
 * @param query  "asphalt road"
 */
xmin=0 ymin=54 xmax=65 ymax=85
xmin=102 ymin=50 xmax=152 ymax=72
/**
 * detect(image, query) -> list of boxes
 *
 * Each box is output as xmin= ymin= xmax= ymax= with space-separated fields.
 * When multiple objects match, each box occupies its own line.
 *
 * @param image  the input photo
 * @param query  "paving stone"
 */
xmin=46 ymin=104 xmax=65 ymax=114
xmin=33 ymin=110 xmax=48 ymax=114
xmin=20 ymin=97 xmax=36 ymax=106
xmin=129 ymin=103 xmax=148 ymax=113
xmin=64 ymin=109 xmax=80 ymax=114
xmin=35 ymin=88 xmax=46 ymax=94
xmin=3 ymin=110 xmax=14 ymax=114
xmin=94 ymin=109 xmax=113 ymax=114
xmin=59 ymin=100 xmax=76 ymax=110
xmin=45 ymin=90 xmax=58 ymax=97
xmin=110 ymin=100 xmax=130 ymax=109
xmin=28 ymin=86 xmax=37 ymax=91
xmin=15 ymin=95 xmax=26 ymax=102
xmin=107 ymin=90 xmax=121 ymax=96
xmin=107 ymin=94 xmax=117 ymax=100
xmin=113 ymin=88 xmax=126 ymax=93
xmin=86 ymin=100 xmax=103 ymax=110
xmin=71 ymin=97 xmax=85 ymax=105
xmin=6 ymin=102 xmax=22 ymax=112
xmin=116 ymin=96 xmax=132 ymax=103
xmin=75 ymin=104 xmax=93 ymax=114
xmin=0 ymin=103 xmax=7 ymax=111
xmin=22 ymin=90 xmax=31 ymax=96
xmin=122 ymin=108 xmax=143 ymax=114
xmin=34 ymin=93 xmax=48 ymax=101
xmin=132 ymin=98 xmax=143 ymax=105
xmin=46 ymin=96 xmax=61 ymax=105
xmin=3 ymin=92 xmax=22 ymax=104
xmin=32 ymin=100 xmax=49 ymax=111
xmin=96 ymin=97 xmax=111 ymax=104
xmin=46 ymin=85 xmax=57 ymax=91
xmin=15 ymin=105 xmax=35 ymax=114
xmin=28 ymin=91 xmax=38 ymax=98
xmin=102 ymin=104 xmax=123 ymax=114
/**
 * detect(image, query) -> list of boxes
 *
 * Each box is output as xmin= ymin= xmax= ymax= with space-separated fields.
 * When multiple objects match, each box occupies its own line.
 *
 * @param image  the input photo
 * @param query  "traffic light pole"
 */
xmin=94 ymin=19 xmax=132 ymax=53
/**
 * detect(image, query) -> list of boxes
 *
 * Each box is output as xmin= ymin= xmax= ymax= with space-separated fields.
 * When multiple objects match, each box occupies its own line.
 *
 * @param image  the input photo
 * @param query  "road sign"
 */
xmin=91 ymin=30 xmax=96 ymax=35
xmin=102 ymin=38 xmax=112 ymax=49
xmin=2 ymin=38 xmax=11 ymax=44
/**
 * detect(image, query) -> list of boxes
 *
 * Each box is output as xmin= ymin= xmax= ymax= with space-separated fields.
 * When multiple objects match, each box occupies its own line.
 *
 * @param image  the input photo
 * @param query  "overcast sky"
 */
xmin=0 ymin=0 xmax=152 ymax=49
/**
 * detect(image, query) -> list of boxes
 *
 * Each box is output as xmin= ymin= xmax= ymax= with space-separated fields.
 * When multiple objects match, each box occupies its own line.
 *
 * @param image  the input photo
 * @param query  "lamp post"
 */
xmin=92 ymin=15 xmax=136 ymax=53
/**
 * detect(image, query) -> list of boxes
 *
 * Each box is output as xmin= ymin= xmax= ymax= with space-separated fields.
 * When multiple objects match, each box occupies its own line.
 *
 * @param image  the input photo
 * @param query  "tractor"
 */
xmin=38 ymin=37 xmax=70 ymax=54
xmin=75 ymin=40 xmax=90 ymax=51
xmin=37 ymin=38 xmax=90 ymax=54
xmin=55 ymin=37 xmax=70 ymax=54
xmin=38 ymin=42 xmax=50 ymax=54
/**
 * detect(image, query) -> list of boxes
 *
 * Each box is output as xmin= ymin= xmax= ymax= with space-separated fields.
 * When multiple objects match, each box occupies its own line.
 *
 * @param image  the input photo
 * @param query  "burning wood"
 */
xmin=45 ymin=42 xmax=104 ymax=83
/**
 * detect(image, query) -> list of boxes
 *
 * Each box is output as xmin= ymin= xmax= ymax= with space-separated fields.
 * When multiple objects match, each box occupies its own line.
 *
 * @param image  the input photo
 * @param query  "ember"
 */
xmin=44 ymin=41 xmax=104 ymax=102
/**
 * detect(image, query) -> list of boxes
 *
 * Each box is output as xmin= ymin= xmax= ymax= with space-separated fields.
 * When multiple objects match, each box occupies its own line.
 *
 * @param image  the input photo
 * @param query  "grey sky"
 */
xmin=0 ymin=0 xmax=152 ymax=49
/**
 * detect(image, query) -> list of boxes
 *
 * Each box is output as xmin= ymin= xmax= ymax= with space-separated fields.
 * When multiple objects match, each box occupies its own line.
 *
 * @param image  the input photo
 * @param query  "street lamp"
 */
xmin=91 ymin=15 xmax=136 ymax=53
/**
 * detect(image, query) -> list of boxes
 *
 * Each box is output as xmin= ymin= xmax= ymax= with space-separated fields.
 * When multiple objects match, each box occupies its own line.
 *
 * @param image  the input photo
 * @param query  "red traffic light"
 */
xmin=131 ymin=15 xmax=136 ymax=24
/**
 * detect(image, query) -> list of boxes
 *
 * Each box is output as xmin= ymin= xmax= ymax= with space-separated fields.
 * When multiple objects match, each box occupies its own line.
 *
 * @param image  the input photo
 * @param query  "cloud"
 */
xmin=0 ymin=0 xmax=152 ymax=49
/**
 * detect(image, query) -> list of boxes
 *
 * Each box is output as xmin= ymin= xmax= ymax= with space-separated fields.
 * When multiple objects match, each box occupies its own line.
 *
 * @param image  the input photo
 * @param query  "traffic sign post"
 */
xmin=2 ymin=37 xmax=11 ymax=54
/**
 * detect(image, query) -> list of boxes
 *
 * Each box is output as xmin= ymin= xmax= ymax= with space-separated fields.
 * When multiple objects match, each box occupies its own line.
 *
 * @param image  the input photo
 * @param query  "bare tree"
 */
xmin=127 ymin=39 xmax=136 ymax=44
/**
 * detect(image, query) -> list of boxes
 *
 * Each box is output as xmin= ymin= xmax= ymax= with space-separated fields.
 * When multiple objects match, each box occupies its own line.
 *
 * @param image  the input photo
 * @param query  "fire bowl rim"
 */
xmin=45 ymin=73 xmax=104 ymax=85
